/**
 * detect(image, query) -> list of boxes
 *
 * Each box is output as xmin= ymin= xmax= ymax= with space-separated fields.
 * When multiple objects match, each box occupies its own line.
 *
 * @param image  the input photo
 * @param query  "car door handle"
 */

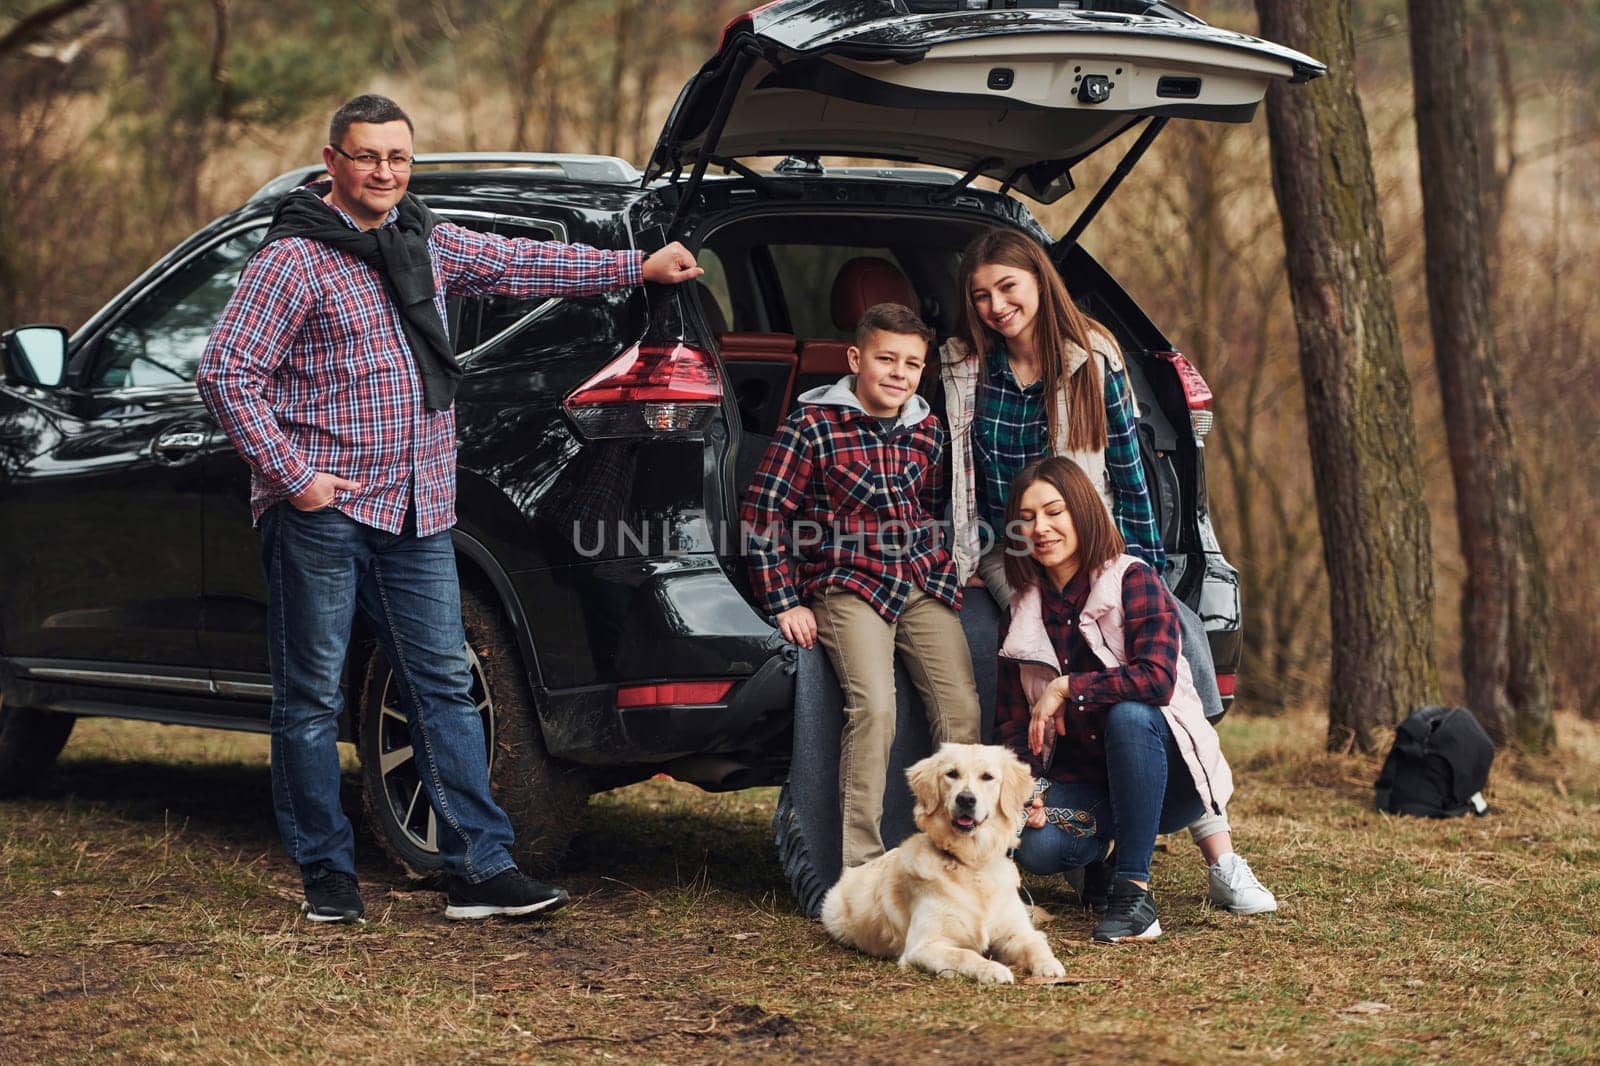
xmin=154 ymin=430 xmax=207 ymax=452
xmin=151 ymin=428 xmax=209 ymax=457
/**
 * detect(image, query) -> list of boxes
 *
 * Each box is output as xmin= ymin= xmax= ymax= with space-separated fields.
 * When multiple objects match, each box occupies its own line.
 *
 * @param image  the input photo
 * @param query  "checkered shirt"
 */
xmin=971 ymin=342 xmax=1165 ymax=568
xmin=198 ymin=199 xmax=643 ymax=536
xmin=740 ymin=403 xmax=960 ymax=623
xmin=994 ymin=561 xmax=1180 ymax=784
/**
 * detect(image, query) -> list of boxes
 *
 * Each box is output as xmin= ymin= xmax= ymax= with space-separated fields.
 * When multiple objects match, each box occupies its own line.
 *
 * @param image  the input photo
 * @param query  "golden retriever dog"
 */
xmin=820 ymin=743 xmax=1066 ymax=984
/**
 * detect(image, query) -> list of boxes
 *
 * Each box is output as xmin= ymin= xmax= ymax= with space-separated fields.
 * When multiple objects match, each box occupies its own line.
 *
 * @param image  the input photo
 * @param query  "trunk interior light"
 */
xmin=564 ymin=342 xmax=722 ymax=439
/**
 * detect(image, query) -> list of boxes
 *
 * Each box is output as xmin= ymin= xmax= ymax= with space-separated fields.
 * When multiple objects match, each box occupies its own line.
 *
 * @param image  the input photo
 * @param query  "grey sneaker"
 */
xmin=1207 ymin=853 xmax=1278 ymax=915
xmin=1091 ymin=880 xmax=1161 ymax=944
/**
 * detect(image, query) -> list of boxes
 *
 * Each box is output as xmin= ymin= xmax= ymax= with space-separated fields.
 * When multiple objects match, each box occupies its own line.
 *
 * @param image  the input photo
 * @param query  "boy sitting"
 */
xmin=741 ymin=302 xmax=982 ymax=869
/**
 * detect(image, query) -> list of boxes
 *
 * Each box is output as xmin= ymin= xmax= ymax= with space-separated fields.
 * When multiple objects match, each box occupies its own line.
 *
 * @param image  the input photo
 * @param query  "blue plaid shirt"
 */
xmin=971 ymin=342 xmax=1165 ymax=568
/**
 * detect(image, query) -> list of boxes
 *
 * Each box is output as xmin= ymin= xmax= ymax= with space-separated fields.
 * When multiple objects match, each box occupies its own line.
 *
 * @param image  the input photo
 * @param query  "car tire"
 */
xmin=772 ymin=781 xmax=829 ymax=919
xmin=0 ymin=697 xmax=76 ymax=797
xmin=358 ymin=585 xmax=589 ymax=879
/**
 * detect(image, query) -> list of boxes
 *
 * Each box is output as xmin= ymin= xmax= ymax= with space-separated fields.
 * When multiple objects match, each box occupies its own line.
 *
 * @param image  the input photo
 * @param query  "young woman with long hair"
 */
xmin=941 ymin=226 xmax=1163 ymax=603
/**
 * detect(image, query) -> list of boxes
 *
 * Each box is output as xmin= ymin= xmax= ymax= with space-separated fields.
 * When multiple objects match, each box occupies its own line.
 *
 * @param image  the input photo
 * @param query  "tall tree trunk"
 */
xmin=1468 ymin=0 xmax=1517 ymax=269
xmin=1407 ymin=0 xmax=1553 ymax=751
xmin=1254 ymin=0 xmax=1439 ymax=753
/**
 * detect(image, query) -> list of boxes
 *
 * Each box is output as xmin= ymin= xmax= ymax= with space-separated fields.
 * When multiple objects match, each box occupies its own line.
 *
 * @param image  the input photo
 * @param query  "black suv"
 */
xmin=0 ymin=1 xmax=1320 ymax=878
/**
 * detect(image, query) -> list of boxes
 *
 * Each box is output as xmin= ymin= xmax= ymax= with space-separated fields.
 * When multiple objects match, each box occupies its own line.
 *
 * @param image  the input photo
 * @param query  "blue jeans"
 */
xmin=260 ymin=504 xmax=516 ymax=885
xmin=1013 ymin=701 xmax=1207 ymax=884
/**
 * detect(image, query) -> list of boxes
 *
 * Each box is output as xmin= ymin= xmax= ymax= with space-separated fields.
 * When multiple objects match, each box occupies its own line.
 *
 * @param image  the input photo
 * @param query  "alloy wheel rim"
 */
xmin=375 ymin=643 xmax=494 ymax=857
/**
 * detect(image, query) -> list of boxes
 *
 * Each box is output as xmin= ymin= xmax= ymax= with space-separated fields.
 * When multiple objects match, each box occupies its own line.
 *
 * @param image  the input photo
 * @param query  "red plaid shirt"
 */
xmin=198 ymin=198 xmax=643 ymax=536
xmin=740 ymin=396 xmax=959 ymax=623
xmin=994 ymin=561 xmax=1180 ymax=783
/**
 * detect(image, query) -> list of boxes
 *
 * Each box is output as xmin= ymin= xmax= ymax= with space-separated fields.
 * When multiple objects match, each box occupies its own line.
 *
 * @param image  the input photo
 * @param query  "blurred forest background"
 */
xmin=2 ymin=0 xmax=1596 ymax=720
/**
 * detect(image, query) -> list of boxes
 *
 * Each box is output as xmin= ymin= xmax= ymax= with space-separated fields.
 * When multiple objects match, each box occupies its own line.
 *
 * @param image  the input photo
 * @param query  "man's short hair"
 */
xmin=329 ymin=94 xmax=414 ymax=148
xmin=854 ymin=303 xmax=935 ymax=350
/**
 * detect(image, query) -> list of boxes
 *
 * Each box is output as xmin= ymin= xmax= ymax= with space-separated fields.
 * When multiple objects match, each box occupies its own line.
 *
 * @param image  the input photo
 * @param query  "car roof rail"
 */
xmin=248 ymin=153 xmax=642 ymax=203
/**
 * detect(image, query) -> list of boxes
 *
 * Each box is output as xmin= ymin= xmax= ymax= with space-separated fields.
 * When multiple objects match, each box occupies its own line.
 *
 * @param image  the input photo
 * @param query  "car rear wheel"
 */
xmin=358 ymin=585 xmax=589 ymax=878
xmin=0 ymin=697 xmax=76 ymax=797
xmin=773 ymin=781 xmax=829 ymax=919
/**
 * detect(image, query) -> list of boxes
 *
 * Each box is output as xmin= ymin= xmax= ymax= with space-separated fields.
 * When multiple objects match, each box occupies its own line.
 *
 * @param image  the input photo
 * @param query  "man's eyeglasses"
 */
xmin=330 ymin=145 xmax=414 ymax=173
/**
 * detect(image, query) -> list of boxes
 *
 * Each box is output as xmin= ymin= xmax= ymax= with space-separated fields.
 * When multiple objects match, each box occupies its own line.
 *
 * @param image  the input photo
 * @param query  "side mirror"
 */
xmin=2 ymin=325 xmax=69 ymax=388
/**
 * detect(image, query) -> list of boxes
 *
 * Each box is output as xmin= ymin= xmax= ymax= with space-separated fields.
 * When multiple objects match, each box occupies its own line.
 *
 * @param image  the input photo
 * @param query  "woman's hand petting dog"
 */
xmin=820 ymin=743 xmax=1067 ymax=984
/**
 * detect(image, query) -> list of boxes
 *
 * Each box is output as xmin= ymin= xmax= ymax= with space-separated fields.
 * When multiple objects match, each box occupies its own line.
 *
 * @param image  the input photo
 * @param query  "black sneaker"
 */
xmin=1091 ymin=880 xmax=1161 ymax=944
xmin=444 ymin=869 xmax=569 ymax=920
xmin=1080 ymin=856 xmax=1114 ymax=914
xmin=301 ymin=870 xmax=365 ymax=924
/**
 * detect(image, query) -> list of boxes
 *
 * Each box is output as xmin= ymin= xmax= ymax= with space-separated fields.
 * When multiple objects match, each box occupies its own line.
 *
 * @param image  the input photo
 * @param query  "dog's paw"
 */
xmin=975 ymin=961 xmax=1015 ymax=985
xmin=1031 ymin=956 xmax=1067 ymax=980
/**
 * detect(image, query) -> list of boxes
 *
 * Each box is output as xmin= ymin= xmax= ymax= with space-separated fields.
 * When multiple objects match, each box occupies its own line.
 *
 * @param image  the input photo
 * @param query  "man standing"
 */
xmin=198 ymin=94 xmax=702 ymax=923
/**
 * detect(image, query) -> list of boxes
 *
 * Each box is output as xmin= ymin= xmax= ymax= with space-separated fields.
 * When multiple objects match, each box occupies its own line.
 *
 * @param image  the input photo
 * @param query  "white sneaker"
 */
xmin=1208 ymin=853 xmax=1278 ymax=915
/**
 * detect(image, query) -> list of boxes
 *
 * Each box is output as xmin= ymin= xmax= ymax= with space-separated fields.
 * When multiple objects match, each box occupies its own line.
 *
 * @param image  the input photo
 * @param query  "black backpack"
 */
xmin=1374 ymin=706 xmax=1494 ymax=818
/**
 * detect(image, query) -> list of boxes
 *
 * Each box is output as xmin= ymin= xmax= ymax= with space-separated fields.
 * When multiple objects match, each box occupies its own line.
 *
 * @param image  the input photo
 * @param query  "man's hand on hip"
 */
xmin=291 ymin=472 xmax=363 ymax=512
xmin=641 ymin=241 xmax=704 ymax=284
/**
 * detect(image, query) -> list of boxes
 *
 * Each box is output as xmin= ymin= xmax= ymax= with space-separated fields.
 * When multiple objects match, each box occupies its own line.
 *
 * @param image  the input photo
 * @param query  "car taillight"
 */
xmin=616 ymin=680 xmax=736 ymax=709
xmin=1154 ymin=350 xmax=1214 ymax=442
xmin=563 ymin=342 xmax=722 ymax=439
xmin=1216 ymin=673 xmax=1236 ymax=699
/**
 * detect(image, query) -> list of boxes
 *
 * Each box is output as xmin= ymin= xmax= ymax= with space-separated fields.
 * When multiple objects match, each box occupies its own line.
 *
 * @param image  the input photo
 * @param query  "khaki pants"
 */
xmin=812 ymin=586 xmax=982 ymax=868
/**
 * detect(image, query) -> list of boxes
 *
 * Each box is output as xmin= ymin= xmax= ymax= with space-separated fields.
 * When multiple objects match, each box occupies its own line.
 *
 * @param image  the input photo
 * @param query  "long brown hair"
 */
xmin=956 ymin=228 xmax=1110 ymax=453
xmin=1002 ymin=457 xmax=1125 ymax=594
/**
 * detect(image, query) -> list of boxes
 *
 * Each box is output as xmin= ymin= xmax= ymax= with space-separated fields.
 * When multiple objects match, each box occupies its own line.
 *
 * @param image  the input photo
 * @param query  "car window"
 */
xmin=94 ymin=226 xmax=268 ymax=388
xmin=767 ymin=244 xmax=908 ymax=339
xmin=467 ymin=219 xmax=568 ymax=347
xmin=90 ymin=223 xmax=469 ymax=388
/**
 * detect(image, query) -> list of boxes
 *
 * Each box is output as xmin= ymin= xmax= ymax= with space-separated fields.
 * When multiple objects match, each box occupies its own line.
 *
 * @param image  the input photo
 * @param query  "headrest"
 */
xmin=830 ymin=257 xmax=918 ymax=331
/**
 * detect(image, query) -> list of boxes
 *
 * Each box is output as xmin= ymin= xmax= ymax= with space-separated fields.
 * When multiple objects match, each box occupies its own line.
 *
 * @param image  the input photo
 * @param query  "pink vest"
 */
xmin=999 ymin=554 xmax=1234 ymax=813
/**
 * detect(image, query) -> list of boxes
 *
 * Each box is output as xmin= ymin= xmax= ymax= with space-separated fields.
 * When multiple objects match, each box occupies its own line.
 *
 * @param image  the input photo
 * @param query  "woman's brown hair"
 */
xmin=956 ymin=228 xmax=1111 ymax=453
xmin=1002 ymin=456 xmax=1125 ymax=594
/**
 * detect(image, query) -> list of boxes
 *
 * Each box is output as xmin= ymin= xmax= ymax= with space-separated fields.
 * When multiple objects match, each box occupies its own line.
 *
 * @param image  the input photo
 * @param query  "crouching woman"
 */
xmin=994 ymin=456 xmax=1234 ymax=944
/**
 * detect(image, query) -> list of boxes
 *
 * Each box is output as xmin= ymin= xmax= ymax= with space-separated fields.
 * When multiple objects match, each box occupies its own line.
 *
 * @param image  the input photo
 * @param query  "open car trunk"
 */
xmin=683 ymin=202 xmax=1189 ymax=557
xmin=646 ymin=0 xmax=1324 ymax=203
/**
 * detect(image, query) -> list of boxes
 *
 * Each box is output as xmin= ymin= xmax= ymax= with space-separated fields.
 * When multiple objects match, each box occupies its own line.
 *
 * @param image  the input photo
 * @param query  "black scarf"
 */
xmin=259 ymin=183 xmax=459 ymax=411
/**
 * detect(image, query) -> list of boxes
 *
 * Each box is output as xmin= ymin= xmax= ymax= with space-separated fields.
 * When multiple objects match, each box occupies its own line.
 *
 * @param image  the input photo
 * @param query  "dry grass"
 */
xmin=2 ymin=710 xmax=1598 ymax=1064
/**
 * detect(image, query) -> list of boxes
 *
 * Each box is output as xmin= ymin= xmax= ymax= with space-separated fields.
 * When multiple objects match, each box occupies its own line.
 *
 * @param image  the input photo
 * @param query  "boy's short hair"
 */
xmin=329 ymin=94 xmax=414 ymax=148
xmin=854 ymin=303 xmax=935 ymax=350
